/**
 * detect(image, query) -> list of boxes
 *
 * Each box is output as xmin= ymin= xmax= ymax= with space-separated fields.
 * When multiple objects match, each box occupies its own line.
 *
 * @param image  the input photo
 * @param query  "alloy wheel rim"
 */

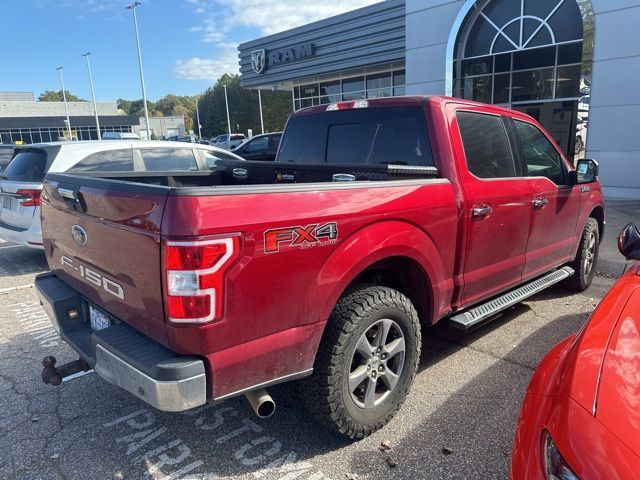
xmin=584 ymin=232 xmax=597 ymax=277
xmin=349 ymin=318 xmax=406 ymax=409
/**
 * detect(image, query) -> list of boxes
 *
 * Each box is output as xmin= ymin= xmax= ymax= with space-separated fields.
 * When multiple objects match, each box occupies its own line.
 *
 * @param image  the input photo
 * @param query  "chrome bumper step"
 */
xmin=449 ymin=267 xmax=575 ymax=330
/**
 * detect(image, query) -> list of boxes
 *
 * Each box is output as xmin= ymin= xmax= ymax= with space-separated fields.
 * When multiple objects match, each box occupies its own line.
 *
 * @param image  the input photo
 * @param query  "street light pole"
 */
xmin=126 ymin=2 xmax=151 ymax=140
xmin=258 ymin=89 xmax=264 ymax=134
xmin=82 ymin=52 xmax=101 ymax=140
xmin=195 ymin=95 xmax=202 ymax=139
xmin=223 ymin=84 xmax=231 ymax=135
xmin=56 ymin=67 xmax=73 ymax=140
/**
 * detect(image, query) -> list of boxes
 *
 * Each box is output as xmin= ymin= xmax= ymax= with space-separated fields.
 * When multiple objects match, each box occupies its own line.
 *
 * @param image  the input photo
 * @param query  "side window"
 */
xmin=247 ymin=137 xmax=268 ymax=151
xmin=457 ymin=111 xmax=516 ymax=179
xmin=202 ymin=150 xmax=242 ymax=169
xmin=140 ymin=148 xmax=198 ymax=171
xmin=268 ymin=135 xmax=281 ymax=149
xmin=514 ymin=120 xmax=566 ymax=185
xmin=68 ymin=149 xmax=134 ymax=173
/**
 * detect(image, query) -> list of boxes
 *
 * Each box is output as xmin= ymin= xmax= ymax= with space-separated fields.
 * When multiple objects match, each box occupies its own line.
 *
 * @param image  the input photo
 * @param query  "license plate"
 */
xmin=89 ymin=306 xmax=111 ymax=331
xmin=2 ymin=195 xmax=10 ymax=209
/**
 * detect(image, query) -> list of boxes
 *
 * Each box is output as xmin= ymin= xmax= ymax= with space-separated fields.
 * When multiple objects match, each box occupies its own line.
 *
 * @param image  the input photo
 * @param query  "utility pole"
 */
xmin=82 ymin=52 xmax=101 ymax=140
xmin=223 ymin=84 xmax=231 ymax=135
xmin=258 ymin=89 xmax=264 ymax=134
xmin=56 ymin=67 xmax=73 ymax=140
xmin=126 ymin=2 xmax=151 ymax=139
xmin=195 ymin=95 xmax=202 ymax=139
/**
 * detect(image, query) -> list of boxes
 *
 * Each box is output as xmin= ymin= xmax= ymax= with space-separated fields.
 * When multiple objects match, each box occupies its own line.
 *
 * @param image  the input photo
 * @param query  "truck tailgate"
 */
xmin=41 ymin=174 xmax=170 ymax=345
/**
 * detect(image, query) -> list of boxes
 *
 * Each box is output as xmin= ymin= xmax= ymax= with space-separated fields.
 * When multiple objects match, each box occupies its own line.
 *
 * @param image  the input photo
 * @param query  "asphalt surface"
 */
xmin=0 ymin=203 xmax=635 ymax=480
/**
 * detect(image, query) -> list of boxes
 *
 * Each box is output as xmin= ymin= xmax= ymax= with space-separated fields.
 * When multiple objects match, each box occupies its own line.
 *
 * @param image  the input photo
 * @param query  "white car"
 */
xmin=210 ymin=134 xmax=246 ymax=150
xmin=0 ymin=140 xmax=243 ymax=248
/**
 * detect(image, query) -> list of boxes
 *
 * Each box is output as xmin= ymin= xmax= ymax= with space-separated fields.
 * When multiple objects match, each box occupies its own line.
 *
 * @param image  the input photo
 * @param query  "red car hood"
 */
xmin=554 ymin=263 xmax=640 ymax=456
xmin=595 ymin=279 xmax=640 ymax=456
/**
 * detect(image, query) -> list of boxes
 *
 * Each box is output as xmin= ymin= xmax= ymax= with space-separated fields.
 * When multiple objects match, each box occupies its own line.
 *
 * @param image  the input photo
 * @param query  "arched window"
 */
xmin=447 ymin=0 xmax=594 ymax=160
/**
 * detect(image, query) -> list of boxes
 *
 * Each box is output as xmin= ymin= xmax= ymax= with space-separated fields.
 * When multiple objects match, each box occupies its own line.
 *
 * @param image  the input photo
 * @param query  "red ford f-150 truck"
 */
xmin=36 ymin=96 xmax=604 ymax=438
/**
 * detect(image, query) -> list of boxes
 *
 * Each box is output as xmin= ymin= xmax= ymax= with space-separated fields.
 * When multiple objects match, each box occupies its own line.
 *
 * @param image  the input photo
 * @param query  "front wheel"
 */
xmin=566 ymin=218 xmax=600 ymax=291
xmin=300 ymin=286 xmax=421 ymax=439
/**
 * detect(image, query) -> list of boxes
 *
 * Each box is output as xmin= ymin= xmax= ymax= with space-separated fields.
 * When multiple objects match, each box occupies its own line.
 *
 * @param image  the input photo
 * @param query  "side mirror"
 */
xmin=574 ymin=158 xmax=599 ymax=184
xmin=618 ymin=223 xmax=640 ymax=261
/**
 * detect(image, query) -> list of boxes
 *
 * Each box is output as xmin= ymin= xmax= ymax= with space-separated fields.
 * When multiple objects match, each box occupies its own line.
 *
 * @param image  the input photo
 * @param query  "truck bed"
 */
xmin=61 ymin=159 xmax=438 ymax=189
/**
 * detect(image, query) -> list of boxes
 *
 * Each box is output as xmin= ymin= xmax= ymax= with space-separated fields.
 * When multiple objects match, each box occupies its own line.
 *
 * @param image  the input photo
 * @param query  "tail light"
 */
xmin=17 ymin=189 xmax=41 ymax=207
xmin=163 ymin=235 xmax=241 ymax=324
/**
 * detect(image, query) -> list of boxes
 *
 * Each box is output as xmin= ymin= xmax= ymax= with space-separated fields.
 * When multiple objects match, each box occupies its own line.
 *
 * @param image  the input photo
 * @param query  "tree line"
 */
xmin=37 ymin=74 xmax=293 ymax=139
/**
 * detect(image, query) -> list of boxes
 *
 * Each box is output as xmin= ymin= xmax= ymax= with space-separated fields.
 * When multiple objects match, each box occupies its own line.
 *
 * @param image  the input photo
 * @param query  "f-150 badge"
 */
xmin=264 ymin=222 xmax=338 ymax=254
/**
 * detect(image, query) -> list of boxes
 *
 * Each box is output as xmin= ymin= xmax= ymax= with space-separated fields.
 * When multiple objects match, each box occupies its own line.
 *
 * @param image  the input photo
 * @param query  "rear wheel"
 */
xmin=566 ymin=218 xmax=599 ymax=291
xmin=300 ymin=286 xmax=421 ymax=439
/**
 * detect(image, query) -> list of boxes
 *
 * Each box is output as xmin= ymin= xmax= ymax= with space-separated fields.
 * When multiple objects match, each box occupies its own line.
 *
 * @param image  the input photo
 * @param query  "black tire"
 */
xmin=566 ymin=218 xmax=600 ymax=291
xmin=300 ymin=286 xmax=421 ymax=439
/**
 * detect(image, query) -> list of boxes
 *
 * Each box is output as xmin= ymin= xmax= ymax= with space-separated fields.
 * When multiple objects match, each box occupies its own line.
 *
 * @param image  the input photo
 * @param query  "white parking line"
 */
xmin=0 ymin=284 xmax=34 ymax=294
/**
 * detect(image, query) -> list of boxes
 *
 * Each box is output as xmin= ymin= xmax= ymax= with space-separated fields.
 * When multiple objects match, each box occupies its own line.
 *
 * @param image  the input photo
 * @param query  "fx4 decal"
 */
xmin=264 ymin=222 xmax=338 ymax=254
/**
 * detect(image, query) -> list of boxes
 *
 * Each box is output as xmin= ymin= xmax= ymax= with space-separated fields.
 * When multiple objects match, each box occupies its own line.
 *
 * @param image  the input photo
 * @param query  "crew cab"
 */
xmin=35 ymin=96 xmax=604 ymax=438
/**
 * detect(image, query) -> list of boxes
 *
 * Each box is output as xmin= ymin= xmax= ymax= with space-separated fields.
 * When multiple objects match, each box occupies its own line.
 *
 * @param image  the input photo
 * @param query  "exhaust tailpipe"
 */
xmin=245 ymin=389 xmax=276 ymax=418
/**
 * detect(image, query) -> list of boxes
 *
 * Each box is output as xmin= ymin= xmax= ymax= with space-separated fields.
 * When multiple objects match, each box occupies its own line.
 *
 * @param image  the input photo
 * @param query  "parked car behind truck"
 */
xmin=0 ymin=141 xmax=242 ymax=247
xmin=231 ymin=132 xmax=282 ymax=162
xmin=0 ymin=144 xmax=14 ymax=173
xmin=35 ymin=96 xmax=604 ymax=439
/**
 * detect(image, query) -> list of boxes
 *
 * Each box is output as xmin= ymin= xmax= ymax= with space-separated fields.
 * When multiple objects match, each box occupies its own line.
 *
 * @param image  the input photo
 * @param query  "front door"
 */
xmin=510 ymin=118 xmax=581 ymax=280
xmin=453 ymin=108 xmax=533 ymax=309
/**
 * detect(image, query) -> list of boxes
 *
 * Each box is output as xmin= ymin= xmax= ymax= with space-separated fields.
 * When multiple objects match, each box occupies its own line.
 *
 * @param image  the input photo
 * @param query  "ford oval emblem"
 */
xmin=71 ymin=225 xmax=87 ymax=246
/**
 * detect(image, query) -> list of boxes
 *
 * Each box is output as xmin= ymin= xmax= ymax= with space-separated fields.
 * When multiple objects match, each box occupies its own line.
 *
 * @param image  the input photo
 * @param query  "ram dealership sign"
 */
xmin=251 ymin=43 xmax=314 ymax=74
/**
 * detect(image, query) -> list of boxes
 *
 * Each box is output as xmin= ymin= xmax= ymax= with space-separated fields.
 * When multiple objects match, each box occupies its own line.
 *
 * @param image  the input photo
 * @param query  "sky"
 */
xmin=2 ymin=0 xmax=380 ymax=102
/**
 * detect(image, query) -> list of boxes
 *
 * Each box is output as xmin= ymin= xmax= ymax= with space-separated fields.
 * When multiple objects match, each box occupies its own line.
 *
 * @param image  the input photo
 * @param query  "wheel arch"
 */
xmin=589 ymin=205 xmax=605 ymax=241
xmin=314 ymin=220 xmax=449 ymax=330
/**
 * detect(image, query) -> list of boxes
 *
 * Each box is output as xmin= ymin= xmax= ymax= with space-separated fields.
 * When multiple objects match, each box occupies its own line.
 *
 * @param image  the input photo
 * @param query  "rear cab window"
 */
xmin=1 ymin=149 xmax=49 ymax=182
xmin=277 ymin=106 xmax=434 ymax=167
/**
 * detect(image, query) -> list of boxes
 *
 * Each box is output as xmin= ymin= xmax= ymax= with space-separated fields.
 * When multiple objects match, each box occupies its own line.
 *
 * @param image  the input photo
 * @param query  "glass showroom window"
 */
xmin=293 ymin=69 xmax=407 ymax=110
xmin=452 ymin=0 xmax=587 ymax=105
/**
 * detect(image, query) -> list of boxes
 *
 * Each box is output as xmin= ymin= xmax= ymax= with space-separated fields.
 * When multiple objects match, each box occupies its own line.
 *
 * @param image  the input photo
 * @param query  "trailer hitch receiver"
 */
xmin=41 ymin=356 xmax=91 ymax=386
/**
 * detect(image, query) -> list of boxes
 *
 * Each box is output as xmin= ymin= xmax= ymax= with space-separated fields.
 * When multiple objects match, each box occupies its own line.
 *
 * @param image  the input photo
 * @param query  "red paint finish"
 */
xmin=511 ymin=263 xmax=640 ymax=479
xmin=40 ymin=96 xmax=605 ymax=400
xmin=596 ymin=285 xmax=640 ymax=455
xmin=41 ymin=182 xmax=169 ymax=343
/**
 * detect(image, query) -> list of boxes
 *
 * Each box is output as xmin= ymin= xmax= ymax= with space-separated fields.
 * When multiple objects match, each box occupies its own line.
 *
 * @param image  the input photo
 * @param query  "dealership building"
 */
xmin=239 ymin=0 xmax=640 ymax=199
xmin=0 ymin=92 xmax=186 ymax=142
xmin=0 ymin=92 xmax=139 ymax=143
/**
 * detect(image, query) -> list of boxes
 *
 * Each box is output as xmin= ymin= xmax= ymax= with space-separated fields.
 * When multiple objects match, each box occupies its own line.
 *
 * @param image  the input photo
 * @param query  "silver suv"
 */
xmin=0 ymin=141 xmax=242 ymax=248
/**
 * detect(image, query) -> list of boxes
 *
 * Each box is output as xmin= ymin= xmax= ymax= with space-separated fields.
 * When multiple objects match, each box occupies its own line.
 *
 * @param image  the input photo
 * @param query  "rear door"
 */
xmin=510 ymin=118 xmax=580 ymax=279
xmin=452 ymin=107 xmax=533 ymax=308
xmin=41 ymin=174 xmax=171 ymax=344
xmin=0 ymin=148 xmax=49 ymax=229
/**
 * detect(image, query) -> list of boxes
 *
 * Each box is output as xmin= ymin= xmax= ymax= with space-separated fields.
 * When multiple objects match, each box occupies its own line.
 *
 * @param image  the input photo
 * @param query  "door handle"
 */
xmin=58 ymin=188 xmax=77 ymax=200
xmin=533 ymin=198 xmax=549 ymax=209
xmin=472 ymin=205 xmax=493 ymax=218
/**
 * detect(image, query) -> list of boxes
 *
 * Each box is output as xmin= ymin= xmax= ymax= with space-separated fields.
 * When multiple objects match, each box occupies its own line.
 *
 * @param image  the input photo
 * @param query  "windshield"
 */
xmin=1 ymin=149 xmax=48 ymax=182
xmin=277 ymin=106 xmax=433 ymax=166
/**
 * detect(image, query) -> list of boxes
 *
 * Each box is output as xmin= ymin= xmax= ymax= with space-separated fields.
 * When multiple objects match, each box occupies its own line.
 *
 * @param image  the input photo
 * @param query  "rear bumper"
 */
xmin=35 ymin=272 xmax=207 ymax=412
xmin=0 ymin=217 xmax=43 ymax=248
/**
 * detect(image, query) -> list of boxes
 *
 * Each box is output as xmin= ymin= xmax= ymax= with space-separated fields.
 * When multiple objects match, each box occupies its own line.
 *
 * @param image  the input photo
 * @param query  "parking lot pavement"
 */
xmin=0 ymin=242 xmax=619 ymax=480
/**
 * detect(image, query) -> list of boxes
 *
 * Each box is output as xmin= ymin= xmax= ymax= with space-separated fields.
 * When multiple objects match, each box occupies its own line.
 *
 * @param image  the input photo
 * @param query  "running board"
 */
xmin=449 ymin=267 xmax=575 ymax=330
